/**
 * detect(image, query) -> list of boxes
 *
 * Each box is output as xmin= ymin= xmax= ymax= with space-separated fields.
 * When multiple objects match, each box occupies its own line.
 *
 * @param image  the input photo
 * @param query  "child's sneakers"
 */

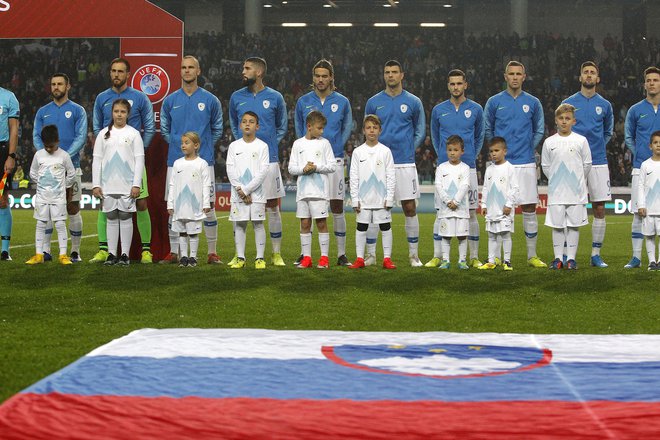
xmin=255 ymin=258 xmax=266 ymax=270
xmin=207 ymin=253 xmax=222 ymax=264
xmin=349 ymin=258 xmax=365 ymax=269
xmin=70 ymin=251 xmax=82 ymax=263
xmin=549 ymin=258 xmax=563 ymax=270
xmin=104 ymin=253 xmax=117 ymax=266
xmin=409 ymin=255 xmax=423 ymax=267
xmin=624 ymin=256 xmax=641 ymax=269
xmin=590 ymin=255 xmax=608 ymax=268
xmin=317 ymin=256 xmax=329 ymax=269
xmin=43 ymin=252 xmax=53 ymax=262
xmin=58 ymin=254 xmax=73 ymax=265
xmin=566 ymin=259 xmax=578 ymax=270
xmin=364 ymin=254 xmax=376 ymax=266
xmin=272 ymin=253 xmax=286 ymax=266
xmin=424 ymin=257 xmax=441 ymax=268
xmin=230 ymin=257 xmax=245 ymax=269
xmin=179 ymin=256 xmax=189 ymax=268
xmin=25 ymin=254 xmax=44 ymax=265
xmin=117 ymin=253 xmax=130 ymax=266
xmin=457 ymin=260 xmax=470 ymax=270
xmin=89 ymin=249 xmax=109 ymax=263
xmin=438 ymin=260 xmax=451 ymax=270
xmin=382 ymin=257 xmax=397 ymax=269
xmin=528 ymin=256 xmax=547 ymax=268
xmin=188 ymin=257 xmax=198 ymax=267
xmin=470 ymin=258 xmax=482 ymax=268
xmin=503 ymin=260 xmax=513 ymax=271
xmin=337 ymin=255 xmax=351 ymax=266
xmin=647 ymin=261 xmax=657 ymax=271
xmin=298 ymin=256 xmax=313 ymax=269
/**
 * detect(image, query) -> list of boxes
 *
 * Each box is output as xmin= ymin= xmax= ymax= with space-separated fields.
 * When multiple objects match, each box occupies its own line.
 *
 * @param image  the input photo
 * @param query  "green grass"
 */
xmin=1 ymin=209 xmax=659 ymax=402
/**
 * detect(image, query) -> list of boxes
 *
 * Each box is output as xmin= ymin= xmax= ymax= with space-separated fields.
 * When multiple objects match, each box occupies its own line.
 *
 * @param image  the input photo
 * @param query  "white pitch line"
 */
xmin=11 ymin=234 xmax=99 ymax=249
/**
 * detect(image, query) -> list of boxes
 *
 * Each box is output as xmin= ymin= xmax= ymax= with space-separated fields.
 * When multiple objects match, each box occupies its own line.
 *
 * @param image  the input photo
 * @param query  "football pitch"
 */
xmin=1 ymin=209 xmax=659 ymax=402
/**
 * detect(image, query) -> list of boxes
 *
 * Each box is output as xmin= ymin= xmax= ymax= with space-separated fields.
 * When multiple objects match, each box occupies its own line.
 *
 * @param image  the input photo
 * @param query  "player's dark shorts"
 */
xmin=0 ymin=142 xmax=13 ymax=191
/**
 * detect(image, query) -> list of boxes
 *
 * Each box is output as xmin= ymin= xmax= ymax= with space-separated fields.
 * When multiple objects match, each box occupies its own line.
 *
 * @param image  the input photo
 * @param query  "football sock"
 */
xmin=523 ymin=212 xmax=539 ymax=259
xmin=404 ymin=215 xmax=419 ymax=256
xmin=267 ymin=206 xmax=282 ymax=254
xmin=234 ymin=221 xmax=247 ymax=259
xmin=591 ymin=217 xmax=605 ymax=256
xmin=300 ymin=232 xmax=312 ymax=257
xmin=168 ymin=215 xmax=179 ymax=255
xmin=355 ymin=229 xmax=367 ymax=259
xmin=458 ymin=238 xmax=467 ymax=261
xmin=204 ymin=210 xmax=218 ymax=255
xmin=381 ymin=228 xmax=393 ymax=259
xmin=566 ymin=227 xmax=579 ymax=261
xmin=55 ymin=219 xmax=68 ymax=255
xmin=488 ymin=231 xmax=498 ymax=263
xmin=254 ymin=221 xmax=266 ymax=259
xmin=189 ymin=234 xmax=199 ymax=259
xmin=632 ymin=214 xmax=643 ymax=259
xmin=0 ymin=206 xmax=12 ymax=253
xmin=645 ymin=236 xmax=656 ymax=264
xmin=178 ymin=235 xmax=188 ymax=259
xmin=333 ymin=213 xmax=346 ymax=256
xmin=119 ymin=214 xmax=133 ymax=256
xmin=43 ymin=220 xmax=52 ymax=254
xmin=106 ymin=215 xmax=119 ymax=256
xmin=468 ymin=211 xmax=480 ymax=260
xmin=441 ymin=238 xmax=452 ymax=262
xmin=69 ymin=212 xmax=83 ymax=254
xmin=137 ymin=209 xmax=151 ymax=251
xmin=319 ymin=232 xmax=330 ymax=257
xmin=502 ymin=232 xmax=512 ymax=261
xmin=552 ymin=228 xmax=565 ymax=260
xmin=35 ymin=220 xmax=46 ymax=254
xmin=433 ymin=218 xmax=442 ymax=258
xmin=97 ymin=210 xmax=108 ymax=251
xmin=366 ymin=223 xmax=378 ymax=256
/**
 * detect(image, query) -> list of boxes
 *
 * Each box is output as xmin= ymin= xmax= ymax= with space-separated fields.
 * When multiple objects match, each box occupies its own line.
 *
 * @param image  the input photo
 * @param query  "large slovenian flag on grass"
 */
xmin=1 ymin=329 xmax=660 ymax=439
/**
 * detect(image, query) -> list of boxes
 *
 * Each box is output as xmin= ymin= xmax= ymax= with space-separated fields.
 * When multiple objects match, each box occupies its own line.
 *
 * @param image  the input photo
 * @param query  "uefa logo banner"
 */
xmin=132 ymin=64 xmax=170 ymax=104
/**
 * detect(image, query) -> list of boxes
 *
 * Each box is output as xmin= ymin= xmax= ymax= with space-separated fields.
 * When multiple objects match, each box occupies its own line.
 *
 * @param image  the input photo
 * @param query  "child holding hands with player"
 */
xmin=636 ymin=130 xmax=660 ymax=270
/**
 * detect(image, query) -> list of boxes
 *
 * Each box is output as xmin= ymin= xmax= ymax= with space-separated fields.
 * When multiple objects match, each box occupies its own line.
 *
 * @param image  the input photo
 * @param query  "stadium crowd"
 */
xmin=2 ymin=29 xmax=658 ymax=188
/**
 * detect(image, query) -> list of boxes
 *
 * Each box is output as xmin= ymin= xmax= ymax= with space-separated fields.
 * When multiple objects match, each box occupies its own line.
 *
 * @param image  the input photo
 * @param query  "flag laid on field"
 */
xmin=1 ymin=329 xmax=659 ymax=439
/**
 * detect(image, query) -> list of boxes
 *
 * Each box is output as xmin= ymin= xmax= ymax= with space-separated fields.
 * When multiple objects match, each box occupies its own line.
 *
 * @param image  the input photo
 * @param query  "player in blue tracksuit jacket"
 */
xmin=563 ymin=61 xmax=614 ymax=268
xmin=484 ymin=61 xmax=546 ymax=268
xmin=0 ymin=85 xmax=19 ymax=261
xmin=90 ymin=58 xmax=156 ymax=264
xmin=294 ymin=59 xmax=353 ymax=266
xmin=623 ymin=66 xmax=660 ymax=269
xmin=429 ymin=69 xmax=485 ymax=268
xmin=160 ymin=56 xmax=224 ymax=264
xmin=364 ymin=60 xmax=426 ymax=267
xmin=228 ymin=57 xmax=288 ymax=266
xmin=33 ymin=73 xmax=88 ymax=262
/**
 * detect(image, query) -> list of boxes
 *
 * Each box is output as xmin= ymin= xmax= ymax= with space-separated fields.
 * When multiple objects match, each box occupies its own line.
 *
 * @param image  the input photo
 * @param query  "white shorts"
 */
xmin=395 ymin=165 xmax=420 ymax=201
xmin=296 ymin=199 xmax=329 ymax=219
xmin=357 ymin=208 xmax=392 ymax=225
xmin=34 ymin=202 xmax=67 ymax=222
xmin=545 ymin=204 xmax=589 ymax=228
xmin=102 ymin=195 xmax=136 ymax=213
xmin=486 ymin=215 xmax=514 ymax=234
xmin=438 ymin=216 xmax=469 ymax=237
xmin=263 ymin=162 xmax=285 ymax=200
xmin=328 ymin=158 xmax=346 ymax=201
xmin=587 ymin=165 xmax=611 ymax=202
xmin=69 ymin=169 xmax=82 ymax=203
xmin=230 ymin=201 xmax=266 ymax=222
xmin=171 ymin=219 xmax=203 ymax=235
xmin=631 ymin=169 xmax=640 ymax=212
xmin=469 ymin=169 xmax=479 ymax=210
xmin=514 ymin=164 xmax=538 ymax=205
xmin=642 ymin=215 xmax=660 ymax=236
xmin=165 ymin=165 xmax=216 ymax=205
